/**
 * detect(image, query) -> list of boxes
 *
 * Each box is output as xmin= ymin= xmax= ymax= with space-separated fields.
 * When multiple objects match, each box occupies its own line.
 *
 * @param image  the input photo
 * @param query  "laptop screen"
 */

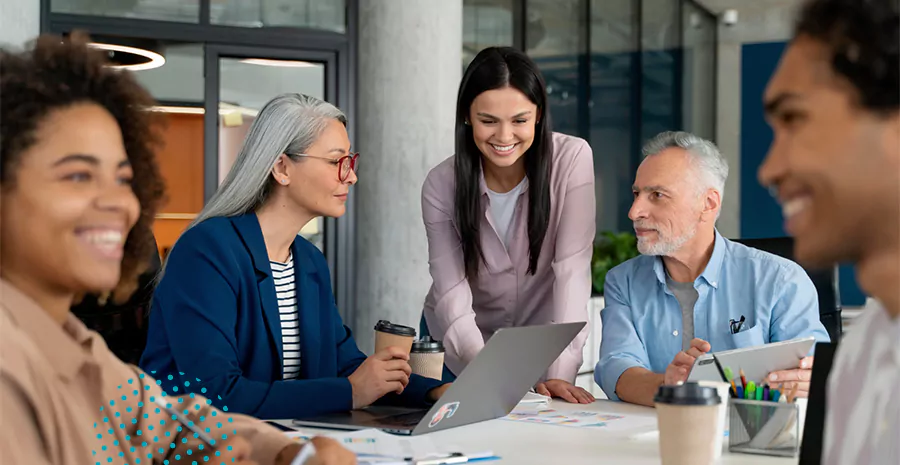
xmin=799 ymin=341 xmax=838 ymax=465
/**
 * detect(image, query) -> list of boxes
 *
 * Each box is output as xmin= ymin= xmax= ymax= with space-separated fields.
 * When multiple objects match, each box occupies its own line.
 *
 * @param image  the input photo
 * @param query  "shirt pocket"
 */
xmin=727 ymin=323 xmax=766 ymax=349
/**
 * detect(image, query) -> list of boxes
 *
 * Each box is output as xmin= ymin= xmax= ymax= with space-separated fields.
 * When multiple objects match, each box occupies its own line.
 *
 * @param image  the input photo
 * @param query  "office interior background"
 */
xmin=0 ymin=0 xmax=865 ymax=360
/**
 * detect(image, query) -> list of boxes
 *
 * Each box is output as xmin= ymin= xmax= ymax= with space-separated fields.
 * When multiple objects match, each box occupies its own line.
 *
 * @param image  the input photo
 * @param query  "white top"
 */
xmin=824 ymin=301 xmax=900 ymax=465
xmin=270 ymin=253 xmax=302 ymax=380
xmin=487 ymin=178 xmax=527 ymax=249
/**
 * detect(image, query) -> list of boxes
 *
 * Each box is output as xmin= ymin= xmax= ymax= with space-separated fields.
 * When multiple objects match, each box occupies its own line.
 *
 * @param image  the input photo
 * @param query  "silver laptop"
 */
xmin=292 ymin=322 xmax=585 ymax=435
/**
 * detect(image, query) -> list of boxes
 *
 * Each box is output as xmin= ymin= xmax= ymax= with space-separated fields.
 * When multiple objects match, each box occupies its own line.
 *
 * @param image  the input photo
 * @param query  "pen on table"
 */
xmin=153 ymin=397 xmax=216 ymax=447
xmin=408 ymin=452 xmax=470 ymax=465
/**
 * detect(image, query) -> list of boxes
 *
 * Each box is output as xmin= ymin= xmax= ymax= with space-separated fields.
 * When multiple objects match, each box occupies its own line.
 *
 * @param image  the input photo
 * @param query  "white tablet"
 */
xmin=687 ymin=337 xmax=816 ymax=385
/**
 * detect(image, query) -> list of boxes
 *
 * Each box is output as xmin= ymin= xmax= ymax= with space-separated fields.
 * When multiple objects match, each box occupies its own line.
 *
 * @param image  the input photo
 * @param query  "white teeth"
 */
xmin=82 ymin=231 xmax=124 ymax=245
xmin=782 ymin=197 xmax=810 ymax=219
xmin=491 ymin=143 xmax=515 ymax=152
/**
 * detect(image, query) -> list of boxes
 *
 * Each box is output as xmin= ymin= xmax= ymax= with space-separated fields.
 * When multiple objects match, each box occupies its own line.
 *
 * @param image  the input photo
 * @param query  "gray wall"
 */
xmin=0 ymin=0 xmax=40 ymax=49
xmin=354 ymin=0 xmax=463 ymax=354
xmin=694 ymin=0 xmax=803 ymax=238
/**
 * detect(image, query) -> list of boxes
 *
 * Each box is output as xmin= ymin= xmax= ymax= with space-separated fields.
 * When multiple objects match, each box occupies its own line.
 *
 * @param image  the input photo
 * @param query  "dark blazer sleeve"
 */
xmin=144 ymin=227 xmax=355 ymax=419
xmin=313 ymin=252 xmax=445 ymax=408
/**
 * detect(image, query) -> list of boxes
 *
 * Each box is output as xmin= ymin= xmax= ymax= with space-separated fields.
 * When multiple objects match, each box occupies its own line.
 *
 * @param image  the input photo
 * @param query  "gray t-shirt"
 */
xmin=666 ymin=276 xmax=698 ymax=350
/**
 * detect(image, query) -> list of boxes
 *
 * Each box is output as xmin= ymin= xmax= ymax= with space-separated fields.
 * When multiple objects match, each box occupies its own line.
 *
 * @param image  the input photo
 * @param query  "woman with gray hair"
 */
xmin=141 ymin=93 xmax=448 ymax=419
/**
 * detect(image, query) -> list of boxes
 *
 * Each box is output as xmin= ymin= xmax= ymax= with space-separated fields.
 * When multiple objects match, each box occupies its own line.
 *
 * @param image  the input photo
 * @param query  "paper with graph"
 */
xmin=503 ymin=407 xmax=657 ymax=433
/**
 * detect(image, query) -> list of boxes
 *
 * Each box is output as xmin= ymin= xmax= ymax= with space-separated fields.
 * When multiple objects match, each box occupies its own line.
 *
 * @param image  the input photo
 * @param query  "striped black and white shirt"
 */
xmin=270 ymin=253 xmax=301 ymax=379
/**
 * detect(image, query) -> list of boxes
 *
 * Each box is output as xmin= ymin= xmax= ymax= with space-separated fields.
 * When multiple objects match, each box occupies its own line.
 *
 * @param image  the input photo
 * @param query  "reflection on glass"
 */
xmin=526 ymin=0 xmax=586 ymax=149
xmin=218 ymin=57 xmax=327 ymax=250
xmin=210 ymin=0 xmax=346 ymax=33
xmin=133 ymin=43 xmax=204 ymax=105
xmin=640 ymin=0 xmax=680 ymax=143
xmin=681 ymin=1 xmax=716 ymax=142
xmin=590 ymin=0 xmax=638 ymax=232
xmin=52 ymin=0 xmax=199 ymax=22
xmin=463 ymin=0 xmax=514 ymax=67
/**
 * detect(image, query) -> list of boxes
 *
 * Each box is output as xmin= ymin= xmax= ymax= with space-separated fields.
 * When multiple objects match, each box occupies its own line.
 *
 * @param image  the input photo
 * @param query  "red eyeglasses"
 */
xmin=288 ymin=152 xmax=359 ymax=182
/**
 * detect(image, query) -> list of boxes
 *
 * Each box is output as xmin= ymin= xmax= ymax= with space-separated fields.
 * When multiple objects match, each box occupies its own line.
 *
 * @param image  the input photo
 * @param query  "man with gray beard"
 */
xmin=594 ymin=131 xmax=830 ymax=406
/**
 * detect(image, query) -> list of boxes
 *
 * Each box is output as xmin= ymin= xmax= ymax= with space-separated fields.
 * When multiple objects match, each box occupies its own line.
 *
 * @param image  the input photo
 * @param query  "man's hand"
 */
xmin=664 ymin=338 xmax=710 ymax=386
xmin=427 ymin=383 xmax=452 ymax=402
xmin=348 ymin=346 xmax=412 ymax=409
xmin=534 ymin=379 xmax=595 ymax=404
xmin=767 ymin=356 xmax=814 ymax=398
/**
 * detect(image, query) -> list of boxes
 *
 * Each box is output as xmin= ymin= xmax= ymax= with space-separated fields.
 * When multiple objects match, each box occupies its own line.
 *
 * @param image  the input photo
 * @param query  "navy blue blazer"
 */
xmin=140 ymin=213 xmax=443 ymax=419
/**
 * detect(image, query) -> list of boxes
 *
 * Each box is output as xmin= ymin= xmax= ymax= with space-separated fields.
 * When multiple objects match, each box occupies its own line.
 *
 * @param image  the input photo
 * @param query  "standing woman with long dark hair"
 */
xmin=421 ymin=47 xmax=596 ymax=403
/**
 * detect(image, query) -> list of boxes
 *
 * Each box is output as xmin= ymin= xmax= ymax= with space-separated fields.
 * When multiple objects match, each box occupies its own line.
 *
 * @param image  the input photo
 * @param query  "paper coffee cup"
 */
xmin=373 ymin=320 xmax=416 ymax=354
xmin=655 ymin=383 xmax=722 ymax=465
xmin=697 ymin=381 xmax=732 ymax=459
xmin=410 ymin=336 xmax=445 ymax=380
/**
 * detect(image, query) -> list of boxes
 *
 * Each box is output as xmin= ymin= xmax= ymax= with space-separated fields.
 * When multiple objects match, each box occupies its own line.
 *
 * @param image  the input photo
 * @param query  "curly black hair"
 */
xmin=1 ymin=31 xmax=166 ymax=303
xmin=795 ymin=0 xmax=899 ymax=114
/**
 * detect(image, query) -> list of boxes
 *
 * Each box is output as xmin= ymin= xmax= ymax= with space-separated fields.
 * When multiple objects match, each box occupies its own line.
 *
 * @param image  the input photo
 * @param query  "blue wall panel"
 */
xmin=740 ymin=41 xmax=866 ymax=306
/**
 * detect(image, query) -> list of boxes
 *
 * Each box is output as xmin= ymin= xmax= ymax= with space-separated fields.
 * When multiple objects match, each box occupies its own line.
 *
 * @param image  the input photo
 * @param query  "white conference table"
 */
xmin=274 ymin=399 xmax=798 ymax=464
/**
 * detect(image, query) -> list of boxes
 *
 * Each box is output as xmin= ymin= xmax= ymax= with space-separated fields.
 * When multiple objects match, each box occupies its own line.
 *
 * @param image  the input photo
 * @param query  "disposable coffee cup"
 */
xmin=410 ymin=336 xmax=445 ymax=380
xmin=655 ymin=382 xmax=722 ymax=465
xmin=373 ymin=320 xmax=416 ymax=354
xmin=697 ymin=381 xmax=732 ymax=459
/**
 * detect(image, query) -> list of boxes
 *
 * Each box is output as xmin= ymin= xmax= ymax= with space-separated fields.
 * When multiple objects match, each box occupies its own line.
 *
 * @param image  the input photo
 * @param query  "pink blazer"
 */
xmin=422 ymin=132 xmax=596 ymax=382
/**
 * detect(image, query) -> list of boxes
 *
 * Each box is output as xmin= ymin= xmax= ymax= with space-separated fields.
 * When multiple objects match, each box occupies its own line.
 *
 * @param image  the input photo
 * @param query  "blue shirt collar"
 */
xmin=652 ymin=229 xmax=727 ymax=289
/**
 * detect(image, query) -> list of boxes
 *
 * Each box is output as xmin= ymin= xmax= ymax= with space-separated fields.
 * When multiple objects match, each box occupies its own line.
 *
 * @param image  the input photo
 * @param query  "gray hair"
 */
xmin=192 ymin=93 xmax=346 ymax=228
xmin=158 ymin=93 xmax=345 ymax=278
xmin=642 ymin=131 xmax=729 ymax=200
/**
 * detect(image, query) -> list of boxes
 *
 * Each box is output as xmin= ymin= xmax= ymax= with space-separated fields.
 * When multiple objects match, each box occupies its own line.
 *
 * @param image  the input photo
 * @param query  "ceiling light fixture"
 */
xmin=90 ymin=42 xmax=166 ymax=71
xmin=239 ymin=58 xmax=318 ymax=68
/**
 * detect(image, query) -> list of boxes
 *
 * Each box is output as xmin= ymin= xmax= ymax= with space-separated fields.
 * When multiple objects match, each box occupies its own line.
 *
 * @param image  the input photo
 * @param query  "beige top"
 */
xmin=0 ymin=279 xmax=295 ymax=465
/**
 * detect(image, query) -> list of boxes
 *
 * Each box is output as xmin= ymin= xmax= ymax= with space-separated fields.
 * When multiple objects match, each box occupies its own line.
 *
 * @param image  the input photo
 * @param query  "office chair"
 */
xmin=72 ymin=235 xmax=162 ymax=364
xmin=734 ymin=237 xmax=842 ymax=344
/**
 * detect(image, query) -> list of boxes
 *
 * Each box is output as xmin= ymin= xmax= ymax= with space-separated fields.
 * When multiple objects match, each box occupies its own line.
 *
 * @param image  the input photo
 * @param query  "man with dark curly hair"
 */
xmin=758 ymin=0 xmax=899 ymax=463
xmin=0 ymin=32 xmax=355 ymax=465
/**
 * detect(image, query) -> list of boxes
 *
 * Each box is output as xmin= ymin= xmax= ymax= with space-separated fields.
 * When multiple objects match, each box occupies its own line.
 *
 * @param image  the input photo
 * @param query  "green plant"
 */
xmin=591 ymin=231 xmax=639 ymax=295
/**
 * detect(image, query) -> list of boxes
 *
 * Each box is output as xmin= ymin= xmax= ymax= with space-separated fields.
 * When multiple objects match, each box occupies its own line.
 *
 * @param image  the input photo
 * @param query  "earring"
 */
xmin=281 ymin=179 xmax=287 ymax=184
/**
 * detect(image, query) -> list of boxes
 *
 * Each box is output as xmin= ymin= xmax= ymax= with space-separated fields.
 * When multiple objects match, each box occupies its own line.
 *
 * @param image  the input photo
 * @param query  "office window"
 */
xmin=526 ymin=0 xmax=587 ymax=141
xmin=463 ymin=0 xmax=515 ymax=66
xmin=210 ymin=0 xmax=346 ymax=33
xmin=51 ymin=0 xmax=200 ymax=22
xmin=590 ymin=0 xmax=639 ymax=232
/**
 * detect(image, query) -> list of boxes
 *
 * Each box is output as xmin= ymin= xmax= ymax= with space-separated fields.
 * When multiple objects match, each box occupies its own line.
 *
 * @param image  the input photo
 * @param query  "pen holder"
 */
xmin=728 ymin=399 xmax=800 ymax=457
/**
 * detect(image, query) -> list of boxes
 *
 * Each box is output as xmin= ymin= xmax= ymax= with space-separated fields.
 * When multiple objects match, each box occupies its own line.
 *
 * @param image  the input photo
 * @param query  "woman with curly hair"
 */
xmin=0 ymin=32 xmax=354 ymax=465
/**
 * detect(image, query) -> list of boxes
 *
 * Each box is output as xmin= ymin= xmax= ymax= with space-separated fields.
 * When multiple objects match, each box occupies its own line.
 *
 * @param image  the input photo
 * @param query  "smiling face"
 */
xmin=0 ymin=103 xmax=140 ymax=296
xmin=282 ymin=118 xmax=356 ymax=219
xmin=758 ymin=36 xmax=900 ymax=268
xmin=468 ymin=86 xmax=539 ymax=171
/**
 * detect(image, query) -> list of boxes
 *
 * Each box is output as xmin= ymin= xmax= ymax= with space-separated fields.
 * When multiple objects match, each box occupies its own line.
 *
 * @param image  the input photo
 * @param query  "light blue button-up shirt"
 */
xmin=595 ymin=231 xmax=830 ymax=401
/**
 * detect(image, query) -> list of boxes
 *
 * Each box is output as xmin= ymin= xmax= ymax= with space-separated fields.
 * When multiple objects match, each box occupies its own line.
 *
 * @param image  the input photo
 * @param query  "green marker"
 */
xmin=724 ymin=367 xmax=734 ymax=382
xmin=746 ymin=381 xmax=757 ymax=399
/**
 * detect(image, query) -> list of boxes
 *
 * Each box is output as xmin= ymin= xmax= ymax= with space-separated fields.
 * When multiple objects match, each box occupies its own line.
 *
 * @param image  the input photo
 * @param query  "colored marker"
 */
xmin=724 ymin=367 xmax=735 ymax=382
xmin=736 ymin=386 xmax=744 ymax=399
xmin=771 ymin=390 xmax=781 ymax=402
xmin=756 ymin=385 xmax=764 ymax=401
xmin=746 ymin=381 xmax=756 ymax=400
xmin=763 ymin=385 xmax=771 ymax=402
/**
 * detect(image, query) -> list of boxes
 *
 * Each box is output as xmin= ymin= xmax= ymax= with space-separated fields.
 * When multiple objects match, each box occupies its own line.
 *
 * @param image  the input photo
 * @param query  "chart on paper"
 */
xmin=503 ymin=407 xmax=657 ymax=433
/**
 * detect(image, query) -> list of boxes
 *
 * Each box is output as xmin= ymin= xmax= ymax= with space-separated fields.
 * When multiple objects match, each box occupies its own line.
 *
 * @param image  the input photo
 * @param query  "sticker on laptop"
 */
xmin=428 ymin=401 xmax=460 ymax=428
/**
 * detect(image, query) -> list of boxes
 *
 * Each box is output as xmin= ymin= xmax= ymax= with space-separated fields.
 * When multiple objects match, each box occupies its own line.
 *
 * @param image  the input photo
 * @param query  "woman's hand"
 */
xmin=534 ymin=379 xmax=595 ymax=404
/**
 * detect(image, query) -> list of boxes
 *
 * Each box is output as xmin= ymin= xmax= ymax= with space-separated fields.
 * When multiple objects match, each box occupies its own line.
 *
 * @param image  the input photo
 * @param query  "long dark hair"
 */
xmin=454 ymin=46 xmax=553 ymax=279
